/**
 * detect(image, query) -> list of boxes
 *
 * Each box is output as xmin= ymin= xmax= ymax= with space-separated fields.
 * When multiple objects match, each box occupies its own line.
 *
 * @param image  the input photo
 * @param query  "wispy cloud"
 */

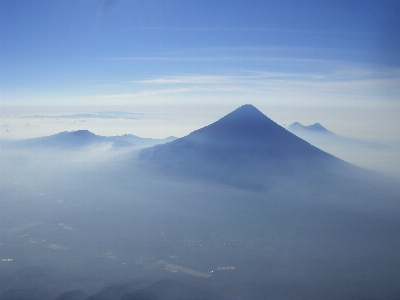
xmin=101 ymin=55 xmax=329 ymax=63
xmin=135 ymin=66 xmax=400 ymax=86
xmin=24 ymin=111 xmax=149 ymax=120
xmin=127 ymin=26 xmax=372 ymax=36
xmin=89 ymin=47 xmax=400 ymax=107
xmin=97 ymin=88 xmax=194 ymax=98
xmin=137 ymin=75 xmax=232 ymax=85
xmin=86 ymin=63 xmax=400 ymax=106
xmin=136 ymin=72 xmax=328 ymax=86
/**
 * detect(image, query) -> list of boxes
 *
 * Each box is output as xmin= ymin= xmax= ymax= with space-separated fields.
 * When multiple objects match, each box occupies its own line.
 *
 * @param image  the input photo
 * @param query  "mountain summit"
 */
xmin=139 ymin=104 xmax=353 ymax=189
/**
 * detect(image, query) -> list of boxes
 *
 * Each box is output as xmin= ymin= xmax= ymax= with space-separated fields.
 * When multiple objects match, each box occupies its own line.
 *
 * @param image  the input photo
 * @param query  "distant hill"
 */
xmin=139 ymin=104 xmax=361 ymax=190
xmin=288 ymin=122 xmax=335 ymax=135
xmin=286 ymin=121 xmax=396 ymax=178
xmin=13 ymin=130 xmax=110 ymax=149
xmin=109 ymin=134 xmax=177 ymax=148
xmin=5 ymin=130 xmax=176 ymax=150
xmin=287 ymin=121 xmax=384 ymax=149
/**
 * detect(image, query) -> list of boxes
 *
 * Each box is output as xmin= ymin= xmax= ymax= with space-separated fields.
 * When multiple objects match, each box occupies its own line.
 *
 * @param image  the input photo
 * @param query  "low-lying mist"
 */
xmin=1 ymin=140 xmax=400 ymax=300
xmin=287 ymin=126 xmax=400 ymax=181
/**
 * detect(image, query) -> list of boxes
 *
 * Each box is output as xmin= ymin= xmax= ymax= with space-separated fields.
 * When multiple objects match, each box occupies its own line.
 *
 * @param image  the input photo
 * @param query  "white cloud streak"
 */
xmin=127 ymin=26 xmax=372 ymax=36
xmin=93 ymin=68 xmax=400 ymax=107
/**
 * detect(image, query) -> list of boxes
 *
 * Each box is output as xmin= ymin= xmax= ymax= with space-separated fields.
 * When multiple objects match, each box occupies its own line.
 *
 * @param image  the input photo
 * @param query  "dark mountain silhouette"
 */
xmin=139 ymin=104 xmax=360 ymax=189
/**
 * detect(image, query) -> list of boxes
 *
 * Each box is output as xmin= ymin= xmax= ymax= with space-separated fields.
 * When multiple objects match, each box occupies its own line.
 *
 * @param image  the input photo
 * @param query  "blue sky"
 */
xmin=1 ymin=0 xmax=400 ymax=139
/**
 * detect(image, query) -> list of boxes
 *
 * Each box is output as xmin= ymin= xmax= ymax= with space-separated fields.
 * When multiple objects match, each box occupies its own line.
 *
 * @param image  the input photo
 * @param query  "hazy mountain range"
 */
xmin=3 ymin=130 xmax=176 ymax=149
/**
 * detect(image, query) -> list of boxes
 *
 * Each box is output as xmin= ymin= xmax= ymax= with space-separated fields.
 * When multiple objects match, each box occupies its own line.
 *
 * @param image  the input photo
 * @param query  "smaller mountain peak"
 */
xmin=308 ymin=123 xmax=327 ymax=131
xmin=288 ymin=122 xmax=333 ymax=135
xmin=288 ymin=122 xmax=305 ymax=130
xmin=71 ymin=130 xmax=95 ymax=136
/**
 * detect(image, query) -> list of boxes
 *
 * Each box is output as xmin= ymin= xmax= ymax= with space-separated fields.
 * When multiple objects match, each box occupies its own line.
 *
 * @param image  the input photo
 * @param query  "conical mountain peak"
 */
xmin=229 ymin=104 xmax=266 ymax=116
xmin=210 ymin=104 xmax=273 ymax=125
xmin=187 ymin=104 xmax=285 ymax=142
xmin=139 ymin=104 xmax=351 ymax=190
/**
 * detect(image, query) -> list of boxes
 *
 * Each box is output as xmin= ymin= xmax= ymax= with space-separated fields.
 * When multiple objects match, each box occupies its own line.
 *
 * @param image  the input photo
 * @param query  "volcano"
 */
xmin=139 ymin=104 xmax=359 ymax=189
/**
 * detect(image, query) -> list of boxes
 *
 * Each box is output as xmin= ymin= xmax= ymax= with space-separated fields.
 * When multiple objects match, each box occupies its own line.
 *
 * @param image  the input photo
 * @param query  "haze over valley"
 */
xmin=1 ymin=105 xmax=400 ymax=299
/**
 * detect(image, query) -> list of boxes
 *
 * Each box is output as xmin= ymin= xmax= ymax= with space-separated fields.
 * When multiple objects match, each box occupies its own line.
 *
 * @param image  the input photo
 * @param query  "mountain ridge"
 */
xmin=5 ymin=130 xmax=177 ymax=149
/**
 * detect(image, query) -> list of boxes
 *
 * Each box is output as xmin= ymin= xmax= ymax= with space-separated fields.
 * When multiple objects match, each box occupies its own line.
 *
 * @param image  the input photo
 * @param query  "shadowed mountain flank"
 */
xmin=139 ymin=105 xmax=356 ymax=189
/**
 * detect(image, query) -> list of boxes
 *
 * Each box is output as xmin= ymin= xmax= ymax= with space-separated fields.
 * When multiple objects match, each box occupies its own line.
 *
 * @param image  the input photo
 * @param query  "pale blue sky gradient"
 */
xmin=1 ymin=0 xmax=400 ymax=140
